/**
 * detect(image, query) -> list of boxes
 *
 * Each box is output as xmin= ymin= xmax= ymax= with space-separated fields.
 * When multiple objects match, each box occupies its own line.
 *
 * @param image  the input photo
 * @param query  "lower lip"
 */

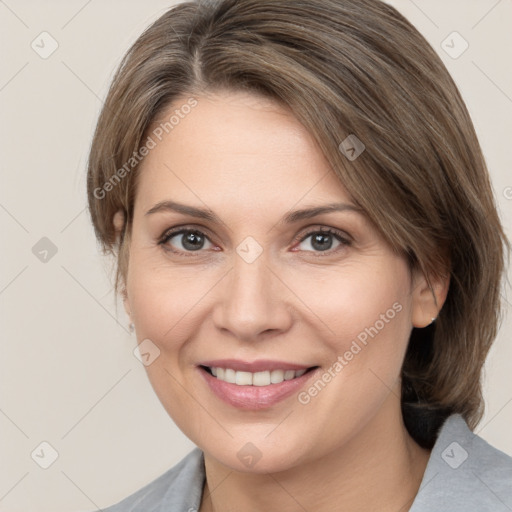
xmin=199 ymin=367 xmax=317 ymax=410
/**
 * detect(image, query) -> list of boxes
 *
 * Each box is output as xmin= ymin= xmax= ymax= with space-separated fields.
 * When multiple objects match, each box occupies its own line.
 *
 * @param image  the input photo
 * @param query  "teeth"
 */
xmin=235 ymin=371 xmax=252 ymax=385
xmin=253 ymin=371 xmax=271 ymax=386
xmin=225 ymin=368 xmax=236 ymax=384
xmin=270 ymin=369 xmax=284 ymax=383
xmin=208 ymin=367 xmax=309 ymax=386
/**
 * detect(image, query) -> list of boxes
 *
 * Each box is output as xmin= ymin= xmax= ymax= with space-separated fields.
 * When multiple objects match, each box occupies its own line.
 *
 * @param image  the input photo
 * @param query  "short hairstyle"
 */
xmin=86 ymin=0 xmax=509 ymax=447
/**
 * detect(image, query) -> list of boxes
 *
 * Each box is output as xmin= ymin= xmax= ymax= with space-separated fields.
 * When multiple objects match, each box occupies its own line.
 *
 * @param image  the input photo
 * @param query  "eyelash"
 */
xmin=157 ymin=225 xmax=352 ymax=258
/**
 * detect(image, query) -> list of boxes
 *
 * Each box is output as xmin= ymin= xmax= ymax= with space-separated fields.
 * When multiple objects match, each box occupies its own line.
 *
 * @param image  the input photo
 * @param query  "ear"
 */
xmin=113 ymin=209 xmax=125 ymax=241
xmin=120 ymin=282 xmax=132 ymax=321
xmin=113 ymin=209 xmax=132 ymax=320
xmin=411 ymin=266 xmax=450 ymax=328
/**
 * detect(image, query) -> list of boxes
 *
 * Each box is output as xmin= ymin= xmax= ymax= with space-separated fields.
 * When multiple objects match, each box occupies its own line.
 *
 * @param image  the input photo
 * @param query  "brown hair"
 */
xmin=86 ymin=0 xmax=509 ymax=447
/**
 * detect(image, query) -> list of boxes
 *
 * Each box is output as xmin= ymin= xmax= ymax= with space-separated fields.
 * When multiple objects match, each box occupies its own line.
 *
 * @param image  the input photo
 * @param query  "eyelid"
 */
xmin=157 ymin=226 xmax=218 ymax=259
xmin=158 ymin=224 xmax=215 ymax=244
xmin=158 ymin=224 xmax=352 ymax=256
xmin=294 ymin=225 xmax=352 ymax=244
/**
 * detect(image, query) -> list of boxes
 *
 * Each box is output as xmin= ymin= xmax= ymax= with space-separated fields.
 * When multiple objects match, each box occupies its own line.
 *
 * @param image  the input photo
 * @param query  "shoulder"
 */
xmin=98 ymin=447 xmax=205 ymax=512
xmin=411 ymin=414 xmax=512 ymax=512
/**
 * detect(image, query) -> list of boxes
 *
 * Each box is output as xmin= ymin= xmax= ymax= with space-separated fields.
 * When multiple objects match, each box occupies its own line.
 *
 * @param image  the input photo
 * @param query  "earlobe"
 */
xmin=121 ymin=285 xmax=134 ymax=327
xmin=122 ymin=286 xmax=130 ymax=313
xmin=411 ymin=268 xmax=450 ymax=328
xmin=113 ymin=209 xmax=125 ymax=242
xmin=114 ymin=209 xmax=132 ymax=324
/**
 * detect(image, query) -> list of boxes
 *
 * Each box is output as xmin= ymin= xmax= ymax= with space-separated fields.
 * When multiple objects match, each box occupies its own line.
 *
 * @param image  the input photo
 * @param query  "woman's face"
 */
xmin=123 ymin=90 xmax=431 ymax=473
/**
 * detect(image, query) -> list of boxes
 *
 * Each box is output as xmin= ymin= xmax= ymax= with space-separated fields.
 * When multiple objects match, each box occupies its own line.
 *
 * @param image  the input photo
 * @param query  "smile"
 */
xmin=205 ymin=366 xmax=308 ymax=386
xmin=198 ymin=361 xmax=319 ymax=410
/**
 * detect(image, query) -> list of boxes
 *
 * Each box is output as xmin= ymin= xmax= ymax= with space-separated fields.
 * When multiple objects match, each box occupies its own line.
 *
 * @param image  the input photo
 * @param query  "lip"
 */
xmin=197 ymin=362 xmax=319 ymax=410
xmin=199 ymin=359 xmax=312 ymax=373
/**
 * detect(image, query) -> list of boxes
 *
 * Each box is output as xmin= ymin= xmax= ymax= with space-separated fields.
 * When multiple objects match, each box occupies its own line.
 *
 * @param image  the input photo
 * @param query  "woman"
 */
xmin=86 ymin=0 xmax=512 ymax=510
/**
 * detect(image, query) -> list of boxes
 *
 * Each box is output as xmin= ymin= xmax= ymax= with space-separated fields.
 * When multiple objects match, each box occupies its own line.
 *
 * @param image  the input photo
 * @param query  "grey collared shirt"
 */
xmin=98 ymin=414 xmax=512 ymax=511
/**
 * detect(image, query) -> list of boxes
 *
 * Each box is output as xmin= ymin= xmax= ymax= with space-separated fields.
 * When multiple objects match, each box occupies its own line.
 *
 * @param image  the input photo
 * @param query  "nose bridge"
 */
xmin=213 ymin=246 xmax=291 ymax=341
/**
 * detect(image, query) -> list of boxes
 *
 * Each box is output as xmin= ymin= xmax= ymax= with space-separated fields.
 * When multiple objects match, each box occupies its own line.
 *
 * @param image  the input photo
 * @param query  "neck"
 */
xmin=200 ymin=401 xmax=430 ymax=512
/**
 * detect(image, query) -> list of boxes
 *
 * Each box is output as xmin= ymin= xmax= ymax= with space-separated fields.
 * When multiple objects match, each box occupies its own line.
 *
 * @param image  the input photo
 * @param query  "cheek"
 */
xmin=288 ymin=262 xmax=413 ymax=447
xmin=289 ymin=258 xmax=412 ymax=355
xmin=290 ymin=260 xmax=414 ymax=430
xmin=127 ymin=247 xmax=212 ymax=344
xmin=126 ymin=260 xmax=211 ymax=433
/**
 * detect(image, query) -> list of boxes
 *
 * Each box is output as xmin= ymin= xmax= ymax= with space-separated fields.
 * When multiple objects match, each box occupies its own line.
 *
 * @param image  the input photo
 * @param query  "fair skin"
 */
xmin=116 ymin=90 xmax=449 ymax=512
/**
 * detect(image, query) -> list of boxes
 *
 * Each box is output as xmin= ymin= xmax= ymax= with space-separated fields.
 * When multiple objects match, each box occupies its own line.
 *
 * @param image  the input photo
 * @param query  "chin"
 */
xmin=201 ymin=432 xmax=312 ymax=474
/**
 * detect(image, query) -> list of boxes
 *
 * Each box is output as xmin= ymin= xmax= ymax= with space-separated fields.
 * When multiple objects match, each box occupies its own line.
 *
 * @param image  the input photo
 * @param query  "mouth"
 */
xmin=200 ymin=365 xmax=314 ymax=385
xmin=198 ymin=361 xmax=319 ymax=410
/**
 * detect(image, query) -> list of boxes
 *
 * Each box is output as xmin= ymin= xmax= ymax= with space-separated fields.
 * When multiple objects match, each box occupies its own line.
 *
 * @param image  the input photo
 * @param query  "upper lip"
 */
xmin=199 ymin=359 xmax=315 ymax=373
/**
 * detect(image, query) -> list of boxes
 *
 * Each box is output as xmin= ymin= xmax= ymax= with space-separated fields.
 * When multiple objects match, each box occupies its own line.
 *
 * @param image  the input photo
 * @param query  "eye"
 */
xmin=158 ymin=227 xmax=215 ymax=255
xmin=158 ymin=225 xmax=351 ymax=258
xmin=294 ymin=227 xmax=351 ymax=255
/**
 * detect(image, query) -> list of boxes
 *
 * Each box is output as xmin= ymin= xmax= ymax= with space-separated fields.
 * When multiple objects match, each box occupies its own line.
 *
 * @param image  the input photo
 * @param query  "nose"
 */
xmin=212 ymin=251 xmax=293 ymax=343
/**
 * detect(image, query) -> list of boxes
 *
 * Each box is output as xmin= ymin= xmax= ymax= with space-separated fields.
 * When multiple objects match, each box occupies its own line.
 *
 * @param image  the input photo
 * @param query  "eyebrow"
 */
xmin=145 ymin=200 xmax=362 ymax=224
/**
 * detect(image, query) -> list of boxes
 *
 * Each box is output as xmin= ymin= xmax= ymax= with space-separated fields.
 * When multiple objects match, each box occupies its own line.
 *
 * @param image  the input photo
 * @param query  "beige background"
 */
xmin=0 ymin=1 xmax=511 ymax=510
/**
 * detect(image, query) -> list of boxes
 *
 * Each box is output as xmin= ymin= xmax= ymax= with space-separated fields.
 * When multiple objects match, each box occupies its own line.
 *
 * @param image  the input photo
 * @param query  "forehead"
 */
xmin=135 ymin=91 xmax=353 ymax=216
